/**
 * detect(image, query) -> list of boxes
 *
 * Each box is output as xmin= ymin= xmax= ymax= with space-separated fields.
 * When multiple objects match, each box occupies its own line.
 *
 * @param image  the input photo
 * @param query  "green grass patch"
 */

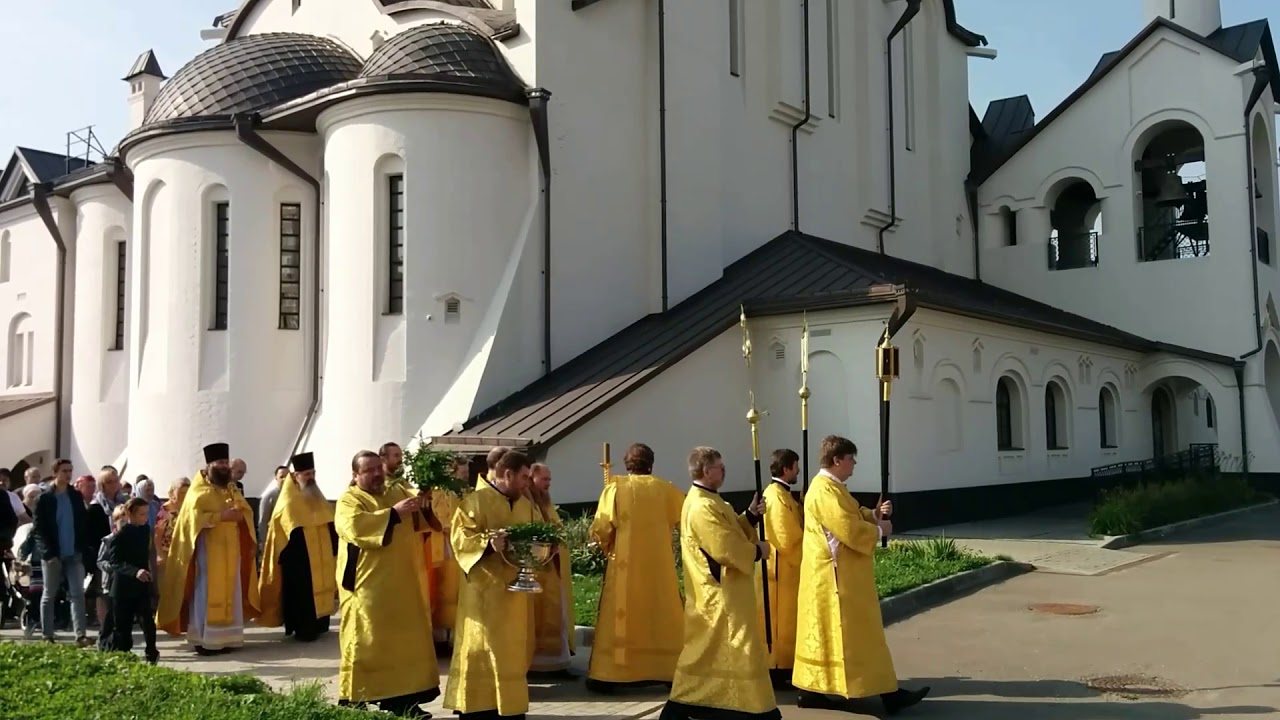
xmin=0 ymin=642 xmax=381 ymax=720
xmin=1088 ymin=474 xmax=1266 ymax=537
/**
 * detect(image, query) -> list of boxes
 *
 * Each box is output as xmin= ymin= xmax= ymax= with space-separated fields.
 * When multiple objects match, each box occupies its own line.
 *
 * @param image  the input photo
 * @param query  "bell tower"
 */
xmin=1143 ymin=0 xmax=1222 ymax=37
xmin=123 ymin=50 xmax=166 ymax=131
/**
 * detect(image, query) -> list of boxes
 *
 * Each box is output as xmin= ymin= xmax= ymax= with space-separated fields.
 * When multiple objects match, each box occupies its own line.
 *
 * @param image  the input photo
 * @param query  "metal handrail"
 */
xmin=1048 ymin=231 xmax=1100 ymax=270
xmin=1138 ymin=219 xmax=1209 ymax=261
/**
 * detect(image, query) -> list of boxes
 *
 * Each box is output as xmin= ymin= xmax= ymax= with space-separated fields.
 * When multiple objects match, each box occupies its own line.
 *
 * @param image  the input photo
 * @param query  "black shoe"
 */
xmin=192 ymin=645 xmax=229 ymax=657
xmin=882 ymin=686 xmax=930 ymax=716
xmin=796 ymin=692 xmax=841 ymax=710
xmin=769 ymin=669 xmax=794 ymax=691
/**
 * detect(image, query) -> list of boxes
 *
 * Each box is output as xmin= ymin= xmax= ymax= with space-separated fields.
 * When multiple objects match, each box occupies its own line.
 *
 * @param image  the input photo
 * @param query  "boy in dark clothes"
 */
xmin=106 ymin=498 xmax=159 ymax=663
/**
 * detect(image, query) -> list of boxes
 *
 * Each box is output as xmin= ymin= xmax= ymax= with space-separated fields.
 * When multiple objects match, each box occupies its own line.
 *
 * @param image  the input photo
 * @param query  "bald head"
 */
xmin=231 ymin=458 xmax=247 ymax=482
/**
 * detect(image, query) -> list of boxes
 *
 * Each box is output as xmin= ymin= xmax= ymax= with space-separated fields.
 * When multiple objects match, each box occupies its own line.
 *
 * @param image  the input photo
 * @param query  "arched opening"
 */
xmin=1045 ymin=379 xmax=1070 ymax=449
xmin=998 ymin=206 xmax=1018 ymax=246
xmin=1264 ymin=343 xmax=1280 ymax=430
xmin=1251 ymin=114 xmax=1275 ymax=265
xmin=995 ymin=375 xmax=1025 ymax=451
xmin=1047 ymin=180 xmax=1101 ymax=270
xmin=1099 ymin=386 xmax=1119 ymax=448
xmin=1135 ymin=121 xmax=1208 ymax=261
xmin=6 ymin=312 xmax=33 ymax=388
xmin=1151 ymin=386 xmax=1176 ymax=457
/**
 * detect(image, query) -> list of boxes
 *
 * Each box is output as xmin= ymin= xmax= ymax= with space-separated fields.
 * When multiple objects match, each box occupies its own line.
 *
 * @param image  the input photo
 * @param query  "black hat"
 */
xmin=290 ymin=452 xmax=315 ymax=473
xmin=203 ymin=443 xmax=230 ymax=464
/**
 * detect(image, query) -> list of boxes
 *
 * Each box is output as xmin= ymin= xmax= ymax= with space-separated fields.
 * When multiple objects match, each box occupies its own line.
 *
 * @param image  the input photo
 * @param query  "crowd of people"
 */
xmin=0 ymin=432 xmax=928 ymax=720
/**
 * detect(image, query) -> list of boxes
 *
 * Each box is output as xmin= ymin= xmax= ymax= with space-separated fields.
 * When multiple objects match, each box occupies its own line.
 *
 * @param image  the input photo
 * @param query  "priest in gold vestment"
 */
xmin=444 ymin=450 xmax=539 ymax=719
xmin=586 ymin=442 xmax=686 ymax=693
xmin=659 ymin=447 xmax=779 ymax=720
xmin=429 ymin=455 xmax=469 ymax=650
xmin=528 ymin=462 xmax=576 ymax=676
xmin=760 ymin=449 xmax=803 ymax=689
xmin=156 ymin=442 xmax=260 ymax=655
xmin=793 ymin=436 xmax=928 ymax=716
xmin=336 ymin=450 xmax=442 ymax=717
xmin=257 ymin=452 xmax=337 ymax=642
xmin=475 ymin=446 xmax=508 ymax=490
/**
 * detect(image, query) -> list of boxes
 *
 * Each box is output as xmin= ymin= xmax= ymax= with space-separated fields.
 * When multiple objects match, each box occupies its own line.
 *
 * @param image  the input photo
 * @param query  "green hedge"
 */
xmin=1088 ymin=475 xmax=1265 ymax=536
xmin=0 ymin=642 xmax=380 ymax=720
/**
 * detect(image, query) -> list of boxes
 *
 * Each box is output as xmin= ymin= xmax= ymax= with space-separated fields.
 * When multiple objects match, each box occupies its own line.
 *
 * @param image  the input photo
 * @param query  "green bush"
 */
xmin=0 ymin=642 xmax=382 ymax=720
xmin=1088 ymin=474 xmax=1264 ymax=536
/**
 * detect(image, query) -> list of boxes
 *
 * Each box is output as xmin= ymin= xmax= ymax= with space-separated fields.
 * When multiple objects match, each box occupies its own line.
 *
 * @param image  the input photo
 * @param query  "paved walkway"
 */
xmin=901 ymin=503 xmax=1159 ymax=575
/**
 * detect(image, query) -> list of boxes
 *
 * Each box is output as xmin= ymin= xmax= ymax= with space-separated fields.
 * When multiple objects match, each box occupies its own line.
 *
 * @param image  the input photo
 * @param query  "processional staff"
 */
xmin=799 ymin=313 xmax=811 ymax=494
xmin=601 ymin=442 xmax=612 ymax=486
xmin=875 ymin=325 xmax=901 ymax=548
xmin=740 ymin=306 xmax=773 ymax=650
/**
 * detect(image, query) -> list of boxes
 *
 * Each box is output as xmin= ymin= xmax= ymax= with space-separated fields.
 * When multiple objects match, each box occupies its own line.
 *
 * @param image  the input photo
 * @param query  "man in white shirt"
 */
xmin=257 ymin=465 xmax=288 ymax=561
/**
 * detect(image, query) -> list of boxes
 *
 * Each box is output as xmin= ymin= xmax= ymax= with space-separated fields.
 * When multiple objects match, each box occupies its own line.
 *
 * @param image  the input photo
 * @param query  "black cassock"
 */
xmin=279 ymin=523 xmax=339 ymax=642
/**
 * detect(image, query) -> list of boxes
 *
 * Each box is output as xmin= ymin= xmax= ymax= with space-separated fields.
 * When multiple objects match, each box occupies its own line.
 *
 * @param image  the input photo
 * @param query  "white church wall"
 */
xmin=0 ymin=204 xmax=60 ymax=397
xmin=0 ymin=401 xmax=55 ymax=474
xmin=309 ymin=93 xmax=537 ymax=498
xmin=977 ymin=26 xmax=1255 ymax=355
xmin=125 ymin=131 xmax=318 ymax=495
xmin=67 ymin=184 xmax=132 ymax=472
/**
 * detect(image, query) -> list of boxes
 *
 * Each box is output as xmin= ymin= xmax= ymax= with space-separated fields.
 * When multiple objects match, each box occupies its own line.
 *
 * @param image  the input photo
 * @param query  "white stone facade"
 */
xmin=0 ymin=0 xmax=1276 ymax=506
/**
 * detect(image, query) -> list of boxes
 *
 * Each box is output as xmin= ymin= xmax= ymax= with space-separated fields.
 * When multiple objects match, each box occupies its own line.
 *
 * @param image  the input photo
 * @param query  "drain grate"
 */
xmin=1028 ymin=603 xmax=1100 ymax=616
xmin=1084 ymin=674 xmax=1187 ymax=700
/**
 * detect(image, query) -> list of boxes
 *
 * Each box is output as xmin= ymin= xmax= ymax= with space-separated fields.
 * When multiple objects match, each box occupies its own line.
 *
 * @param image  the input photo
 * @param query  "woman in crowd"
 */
xmin=132 ymin=477 xmax=163 ymax=531
xmin=153 ymin=477 xmax=191 ymax=570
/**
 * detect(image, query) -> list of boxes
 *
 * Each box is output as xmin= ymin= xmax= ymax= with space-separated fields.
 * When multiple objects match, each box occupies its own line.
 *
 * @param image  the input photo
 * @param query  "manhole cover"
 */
xmin=1085 ymin=674 xmax=1187 ymax=699
xmin=1028 ymin=603 xmax=1100 ymax=615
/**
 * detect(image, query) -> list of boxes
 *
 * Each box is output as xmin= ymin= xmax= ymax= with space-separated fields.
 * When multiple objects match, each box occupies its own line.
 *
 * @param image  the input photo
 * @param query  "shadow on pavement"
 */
xmin=917 ymin=699 xmax=1276 ymax=719
xmin=915 ymin=676 xmax=1101 ymax=699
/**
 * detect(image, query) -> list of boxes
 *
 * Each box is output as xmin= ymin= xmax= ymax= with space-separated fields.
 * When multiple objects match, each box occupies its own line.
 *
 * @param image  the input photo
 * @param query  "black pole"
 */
xmin=751 ymin=450 xmax=773 ymax=649
xmin=879 ymin=385 xmax=890 ymax=548
xmin=801 ymin=429 xmax=810 ymax=494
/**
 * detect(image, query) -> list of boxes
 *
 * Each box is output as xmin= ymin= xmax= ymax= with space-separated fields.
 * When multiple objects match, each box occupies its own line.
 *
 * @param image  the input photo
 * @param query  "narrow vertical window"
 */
xmin=387 ymin=174 xmax=405 ymax=315
xmin=826 ymin=0 xmax=838 ymax=118
xmin=903 ymin=24 xmax=916 ymax=151
xmin=279 ymin=203 xmax=302 ymax=330
xmin=0 ymin=231 xmax=10 ymax=283
xmin=112 ymin=241 xmax=126 ymax=350
xmin=728 ymin=0 xmax=741 ymax=77
xmin=1206 ymin=396 xmax=1215 ymax=428
xmin=212 ymin=201 xmax=230 ymax=330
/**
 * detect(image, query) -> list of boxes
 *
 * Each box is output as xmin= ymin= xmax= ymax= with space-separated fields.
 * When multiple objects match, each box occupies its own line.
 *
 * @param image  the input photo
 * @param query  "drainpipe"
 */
xmin=965 ymin=177 xmax=981 ymax=281
xmin=876 ymin=0 xmax=922 ymax=255
xmin=789 ymin=0 xmax=812 ymax=232
xmin=528 ymin=89 xmax=553 ymax=374
xmin=1240 ymin=66 xmax=1272 ymax=361
xmin=658 ymin=0 xmax=669 ymax=311
xmin=1234 ymin=361 xmax=1250 ymax=479
xmin=232 ymin=114 xmax=322 ymax=457
xmin=32 ymin=184 xmax=67 ymax=458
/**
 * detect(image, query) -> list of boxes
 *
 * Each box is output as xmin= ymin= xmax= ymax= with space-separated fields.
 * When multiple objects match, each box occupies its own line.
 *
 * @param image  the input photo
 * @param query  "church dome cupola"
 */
xmin=142 ymin=32 xmax=362 ymax=127
xmin=357 ymin=22 xmax=525 ymax=102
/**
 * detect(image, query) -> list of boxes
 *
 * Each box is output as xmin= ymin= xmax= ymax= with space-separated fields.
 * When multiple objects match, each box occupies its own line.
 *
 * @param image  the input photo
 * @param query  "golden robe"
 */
xmin=666 ymin=485 xmax=778 ymax=718
xmin=759 ymin=481 xmax=803 ymax=671
xmin=257 ymin=475 xmax=337 ymax=630
xmin=156 ymin=470 xmax=260 ymax=637
xmin=587 ymin=474 xmax=686 ymax=687
xmin=793 ymin=473 xmax=896 ymax=699
xmin=430 ymin=490 xmax=461 ymax=636
xmin=444 ymin=481 xmax=538 ymax=715
xmin=530 ymin=500 xmax=576 ymax=672
xmin=335 ymin=484 xmax=441 ymax=704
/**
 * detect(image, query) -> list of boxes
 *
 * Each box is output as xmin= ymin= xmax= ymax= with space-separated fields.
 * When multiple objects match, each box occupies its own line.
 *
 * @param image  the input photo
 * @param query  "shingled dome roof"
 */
xmin=144 ymin=33 xmax=363 ymax=126
xmin=359 ymin=23 xmax=523 ymax=96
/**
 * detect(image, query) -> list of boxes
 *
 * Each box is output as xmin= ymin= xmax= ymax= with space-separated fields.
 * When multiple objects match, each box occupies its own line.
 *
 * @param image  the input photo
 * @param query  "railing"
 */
xmin=1090 ymin=443 xmax=1218 ymax=482
xmin=1138 ymin=219 xmax=1210 ymax=262
xmin=1048 ymin=231 xmax=1100 ymax=270
xmin=1258 ymin=227 xmax=1271 ymax=266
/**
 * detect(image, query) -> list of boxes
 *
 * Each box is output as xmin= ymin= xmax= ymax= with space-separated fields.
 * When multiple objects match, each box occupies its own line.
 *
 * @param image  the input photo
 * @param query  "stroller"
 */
xmin=4 ymin=531 xmax=72 ymax=638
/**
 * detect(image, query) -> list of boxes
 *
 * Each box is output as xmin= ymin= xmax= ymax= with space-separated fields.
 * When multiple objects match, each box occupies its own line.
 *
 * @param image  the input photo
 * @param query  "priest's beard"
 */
xmin=300 ymin=482 xmax=324 ymax=502
xmin=208 ymin=466 xmax=232 ymax=487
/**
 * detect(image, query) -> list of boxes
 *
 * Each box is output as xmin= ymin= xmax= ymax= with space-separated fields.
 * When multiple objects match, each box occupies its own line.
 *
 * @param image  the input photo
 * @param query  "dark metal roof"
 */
xmin=13 ymin=147 xmax=93 ymax=184
xmin=142 ymin=33 xmax=362 ymax=127
xmin=377 ymin=1 xmax=518 ymax=40
xmin=438 ymin=231 xmax=1229 ymax=452
xmin=359 ymin=22 xmax=524 ymax=96
xmin=974 ymin=18 xmax=1279 ymax=185
xmin=0 ymin=393 xmax=56 ymax=422
xmin=123 ymin=49 xmax=166 ymax=81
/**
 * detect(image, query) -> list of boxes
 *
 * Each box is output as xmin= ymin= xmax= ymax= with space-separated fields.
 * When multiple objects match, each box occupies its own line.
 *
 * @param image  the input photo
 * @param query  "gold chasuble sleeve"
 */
xmin=335 ymin=485 xmax=440 ymax=705
xmin=792 ymin=475 xmax=897 ymax=701
xmin=667 ymin=487 xmax=778 ymax=718
xmin=430 ymin=491 xmax=462 ymax=632
xmin=759 ymin=483 xmax=803 ymax=671
xmin=156 ymin=470 xmax=259 ymax=636
xmin=586 ymin=475 xmax=686 ymax=687
xmin=444 ymin=484 xmax=537 ymax=717
xmin=531 ymin=502 xmax=576 ymax=670
xmin=258 ymin=476 xmax=337 ymax=627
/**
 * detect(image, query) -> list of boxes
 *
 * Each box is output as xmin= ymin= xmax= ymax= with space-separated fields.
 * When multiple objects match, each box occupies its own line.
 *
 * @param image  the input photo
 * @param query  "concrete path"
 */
xmin=5 ymin=505 xmax=1277 ymax=719
xmin=901 ymin=503 xmax=1158 ymax=575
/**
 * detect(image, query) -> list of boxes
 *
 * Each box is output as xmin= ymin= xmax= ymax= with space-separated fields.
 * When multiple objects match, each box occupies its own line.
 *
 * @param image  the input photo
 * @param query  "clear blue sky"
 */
xmin=1 ymin=1 xmax=1278 ymax=159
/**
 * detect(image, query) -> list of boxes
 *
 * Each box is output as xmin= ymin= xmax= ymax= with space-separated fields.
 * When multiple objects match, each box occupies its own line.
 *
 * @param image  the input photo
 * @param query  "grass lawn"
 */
xmin=570 ymin=537 xmax=994 ymax=627
xmin=1088 ymin=474 xmax=1267 ymax=536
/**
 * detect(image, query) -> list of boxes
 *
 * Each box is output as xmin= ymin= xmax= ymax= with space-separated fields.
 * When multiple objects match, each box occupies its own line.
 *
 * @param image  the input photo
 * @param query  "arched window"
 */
xmin=1205 ymin=394 xmax=1215 ymax=429
xmin=0 ymin=230 xmax=11 ymax=283
xmin=996 ymin=375 xmax=1024 ymax=451
xmin=1135 ymin=121 xmax=1208 ymax=262
xmin=7 ymin=313 xmax=34 ymax=388
xmin=1099 ymin=386 xmax=1118 ymax=448
xmin=1045 ymin=380 xmax=1069 ymax=449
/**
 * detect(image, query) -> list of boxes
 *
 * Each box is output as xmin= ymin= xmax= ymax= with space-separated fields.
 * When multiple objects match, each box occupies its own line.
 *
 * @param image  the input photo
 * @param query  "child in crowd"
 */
xmin=107 ymin=497 xmax=159 ymax=664
xmin=95 ymin=505 xmax=128 ymax=651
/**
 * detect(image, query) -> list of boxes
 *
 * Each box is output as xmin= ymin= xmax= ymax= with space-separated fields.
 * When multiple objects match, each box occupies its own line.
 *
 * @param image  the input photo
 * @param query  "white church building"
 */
xmin=1 ymin=0 xmax=1278 ymax=519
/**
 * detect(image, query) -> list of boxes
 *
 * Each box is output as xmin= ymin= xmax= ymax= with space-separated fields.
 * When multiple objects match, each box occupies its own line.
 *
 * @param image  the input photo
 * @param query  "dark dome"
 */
xmin=145 ymin=33 xmax=363 ymax=125
xmin=359 ymin=23 xmax=523 ymax=96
